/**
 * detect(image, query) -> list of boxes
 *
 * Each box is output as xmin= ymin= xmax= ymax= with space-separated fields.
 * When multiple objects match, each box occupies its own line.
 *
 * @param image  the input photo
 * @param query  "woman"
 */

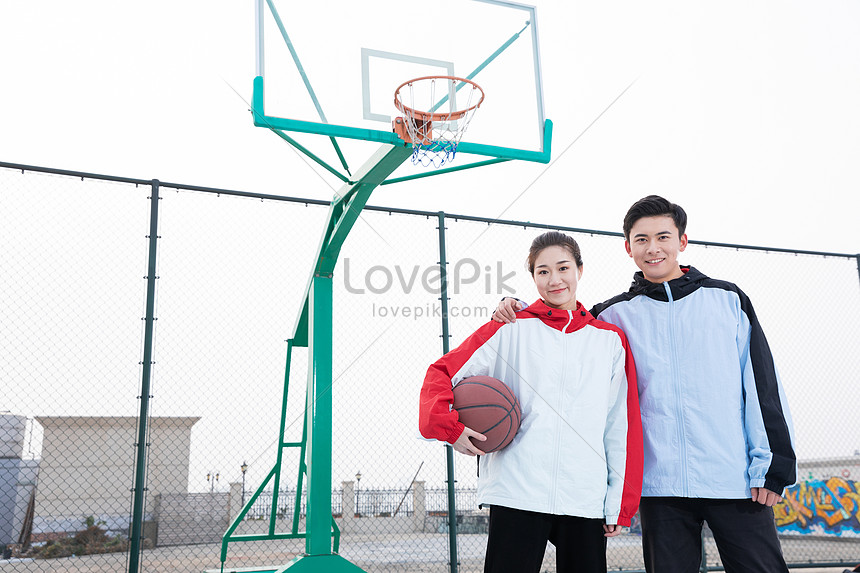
xmin=419 ymin=231 xmax=643 ymax=573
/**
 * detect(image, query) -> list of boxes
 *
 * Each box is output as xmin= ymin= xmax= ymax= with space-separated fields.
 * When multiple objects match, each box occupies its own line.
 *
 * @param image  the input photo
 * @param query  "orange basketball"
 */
xmin=453 ymin=376 xmax=522 ymax=453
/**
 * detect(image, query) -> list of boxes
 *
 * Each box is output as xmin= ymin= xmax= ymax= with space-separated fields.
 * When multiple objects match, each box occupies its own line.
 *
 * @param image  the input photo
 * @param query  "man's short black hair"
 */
xmin=623 ymin=195 xmax=688 ymax=241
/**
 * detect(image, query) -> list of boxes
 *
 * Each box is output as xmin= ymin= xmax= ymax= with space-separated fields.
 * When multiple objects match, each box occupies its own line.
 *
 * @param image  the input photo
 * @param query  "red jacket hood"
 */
xmin=518 ymin=299 xmax=594 ymax=333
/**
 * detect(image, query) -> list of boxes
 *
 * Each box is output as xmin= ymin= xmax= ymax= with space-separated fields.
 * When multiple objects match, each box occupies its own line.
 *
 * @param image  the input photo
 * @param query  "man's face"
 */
xmin=624 ymin=215 xmax=688 ymax=283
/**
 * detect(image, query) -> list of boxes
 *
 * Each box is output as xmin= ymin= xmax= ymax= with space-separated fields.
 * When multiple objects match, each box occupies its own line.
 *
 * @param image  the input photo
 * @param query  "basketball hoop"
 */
xmin=394 ymin=76 xmax=485 ymax=168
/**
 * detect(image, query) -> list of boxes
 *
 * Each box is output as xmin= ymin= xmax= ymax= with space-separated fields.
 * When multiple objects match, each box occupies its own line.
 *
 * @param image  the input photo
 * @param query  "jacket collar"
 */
xmin=628 ymin=265 xmax=707 ymax=302
xmin=520 ymin=299 xmax=593 ymax=333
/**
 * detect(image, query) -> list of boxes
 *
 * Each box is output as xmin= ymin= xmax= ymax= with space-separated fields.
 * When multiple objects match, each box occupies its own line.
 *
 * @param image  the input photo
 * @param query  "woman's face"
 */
xmin=532 ymin=245 xmax=581 ymax=310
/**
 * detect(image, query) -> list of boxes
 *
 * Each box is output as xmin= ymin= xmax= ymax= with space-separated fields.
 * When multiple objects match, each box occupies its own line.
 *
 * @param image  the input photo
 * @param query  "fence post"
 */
xmin=228 ymin=482 xmax=243 ymax=523
xmin=437 ymin=211 xmax=459 ymax=573
xmin=413 ymin=481 xmax=426 ymax=532
xmin=342 ymin=481 xmax=355 ymax=531
xmin=128 ymin=179 xmax=160 ymax=573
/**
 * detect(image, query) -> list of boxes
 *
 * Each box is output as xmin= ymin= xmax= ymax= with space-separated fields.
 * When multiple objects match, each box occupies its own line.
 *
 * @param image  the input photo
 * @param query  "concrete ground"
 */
xmin=1 ymin=533 xmax=857 ymax=572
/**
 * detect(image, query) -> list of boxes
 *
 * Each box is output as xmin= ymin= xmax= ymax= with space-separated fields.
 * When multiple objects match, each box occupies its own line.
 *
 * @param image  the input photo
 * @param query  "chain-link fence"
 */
xmin=1 ymin=161 xmax=858 ymax=573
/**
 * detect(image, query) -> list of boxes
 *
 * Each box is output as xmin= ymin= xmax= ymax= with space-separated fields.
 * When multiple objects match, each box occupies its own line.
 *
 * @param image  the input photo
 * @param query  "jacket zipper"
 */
xmin=549 ymin=310 xmax=573 ymax=511
xmin=664 ymin=282 xmax=689 ymax=496
xmin=562 ymin=309 xmax=574 ymax=333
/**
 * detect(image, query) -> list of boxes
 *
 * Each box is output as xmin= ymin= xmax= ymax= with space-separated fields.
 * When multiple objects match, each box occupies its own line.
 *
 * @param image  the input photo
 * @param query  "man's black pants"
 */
xmin=639 ymin=497 xmax=789 ymax=573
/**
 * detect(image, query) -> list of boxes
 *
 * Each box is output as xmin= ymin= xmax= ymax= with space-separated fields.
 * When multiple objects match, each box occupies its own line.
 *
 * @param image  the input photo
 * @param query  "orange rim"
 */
xmin=394 ymin=76 xmax=485 ymax=122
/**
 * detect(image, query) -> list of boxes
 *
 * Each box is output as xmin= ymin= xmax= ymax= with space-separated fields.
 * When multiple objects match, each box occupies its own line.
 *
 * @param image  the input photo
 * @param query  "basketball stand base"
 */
xmin=276 ymin=554 xmax=366 ymax=572
xmin=206 ymin=554 xmax=367 ymax=573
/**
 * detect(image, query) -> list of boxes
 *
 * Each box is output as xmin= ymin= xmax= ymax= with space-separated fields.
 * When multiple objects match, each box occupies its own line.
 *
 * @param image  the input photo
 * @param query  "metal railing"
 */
xmin=1 ymin=160 xmax=858 ymax=573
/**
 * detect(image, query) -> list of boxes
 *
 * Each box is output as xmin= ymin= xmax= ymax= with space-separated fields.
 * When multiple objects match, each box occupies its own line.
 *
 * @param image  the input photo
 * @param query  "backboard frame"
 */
xmin=251 ymin=0 xmax=553 ymax=170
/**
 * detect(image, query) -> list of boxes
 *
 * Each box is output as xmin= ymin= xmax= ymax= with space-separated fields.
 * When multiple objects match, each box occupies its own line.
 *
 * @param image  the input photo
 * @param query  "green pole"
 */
xmin=270 ymin=341 xmax=294 ymax=536
xmin=305 ymin=274 xmax=334 ymax=555
xmin=220 ymin=145 xmax=409 ymax=572
xmin=437 ymin=212 xmax=459 ymax=573
xmin=128 ymin=179 xmax=160 ymax=573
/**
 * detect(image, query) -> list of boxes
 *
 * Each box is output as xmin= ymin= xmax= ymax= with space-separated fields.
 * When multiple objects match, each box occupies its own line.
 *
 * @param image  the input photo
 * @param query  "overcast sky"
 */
xmin=2 ymin=1 xmax=859 ymax=493
xmin=1 ymin=0 xmax=858 ymax=256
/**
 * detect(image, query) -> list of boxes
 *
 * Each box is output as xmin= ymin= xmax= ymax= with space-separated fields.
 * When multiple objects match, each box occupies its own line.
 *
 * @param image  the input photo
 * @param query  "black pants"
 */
xmin=483 ymin=505 xmax=607 ymax=573
xmin=639 ymin=497 xmax=789 ymax=573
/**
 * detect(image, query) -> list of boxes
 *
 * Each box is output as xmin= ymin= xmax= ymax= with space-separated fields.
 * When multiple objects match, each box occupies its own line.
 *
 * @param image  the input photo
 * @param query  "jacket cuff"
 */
xmin=609 ymin=514 xmax=631 ymax=527
xmin=763 ymin=478 xmax=787 ymax=495
xmin=446 ymin=422 xmax=465 ymax=445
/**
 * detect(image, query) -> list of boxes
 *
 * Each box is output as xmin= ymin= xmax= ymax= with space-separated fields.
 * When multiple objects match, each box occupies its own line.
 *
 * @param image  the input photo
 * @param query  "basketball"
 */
xmin=452 ymin=376 xmax=522 ymax=453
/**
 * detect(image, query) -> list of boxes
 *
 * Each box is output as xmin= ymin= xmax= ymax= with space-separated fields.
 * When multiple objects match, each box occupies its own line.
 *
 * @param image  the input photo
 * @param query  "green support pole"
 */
xmin=216 ymin=143 xmax=415 ymax=572
xmin=218 ymin=144 xmax=412 ymax=571
xmin=269 ymin=341 xmax=294 ymax=536
xmin=129 ymin=179 xmax=160 ymax=573
xmin=436 ymin=212 xmax=459 ymax=573
xmin=305 ymin=275 xmax=334 ymax=555
xmin=254 ymin=144 xmax=409 ymax=573
xmin=293 ymin=393 xmax=309 ymax=535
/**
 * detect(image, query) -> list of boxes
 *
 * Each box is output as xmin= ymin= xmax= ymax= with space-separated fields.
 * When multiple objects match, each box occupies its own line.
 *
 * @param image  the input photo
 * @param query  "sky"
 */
xmin=2 ymin=1 xmax=859 ymax=494
xmin=1 ymin=0 xmax=859 ymax=255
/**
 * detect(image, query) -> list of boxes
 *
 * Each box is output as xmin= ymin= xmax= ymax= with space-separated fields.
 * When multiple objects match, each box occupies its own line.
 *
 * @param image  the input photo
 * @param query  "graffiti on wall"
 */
xmin=775 ymin=477 xmax=860 ymax=537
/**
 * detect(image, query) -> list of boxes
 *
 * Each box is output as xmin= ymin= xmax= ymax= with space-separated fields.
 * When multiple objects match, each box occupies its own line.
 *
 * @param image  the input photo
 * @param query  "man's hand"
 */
xmin=751 ymin=487 xmax=782 ymax=506
xmin=603 ymin=524 xmax=623 ymax=537
xmin=452 ymin=427 xmax=487 ymax=456
xmin=492 ymin=297 xmax=525 ymax=324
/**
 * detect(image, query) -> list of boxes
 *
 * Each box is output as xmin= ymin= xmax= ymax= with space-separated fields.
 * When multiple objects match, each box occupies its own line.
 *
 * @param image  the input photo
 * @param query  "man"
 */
xmin=494 ymin=195 xmax=796 ymax=572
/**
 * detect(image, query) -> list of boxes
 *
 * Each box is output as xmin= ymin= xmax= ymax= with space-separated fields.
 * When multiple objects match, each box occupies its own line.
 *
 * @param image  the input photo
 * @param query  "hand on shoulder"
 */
xmin=492 ymin=297 xmax=525 ymax=323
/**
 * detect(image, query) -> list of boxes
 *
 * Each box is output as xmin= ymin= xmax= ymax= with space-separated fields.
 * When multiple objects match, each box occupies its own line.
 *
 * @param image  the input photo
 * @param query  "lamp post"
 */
xmin=355 ymin=471 xmax=362 ymax=517
xmin=241 ymin=461 xmax=248 ymax=506
xmin=206 ymin=471 xmax=220 ymax=493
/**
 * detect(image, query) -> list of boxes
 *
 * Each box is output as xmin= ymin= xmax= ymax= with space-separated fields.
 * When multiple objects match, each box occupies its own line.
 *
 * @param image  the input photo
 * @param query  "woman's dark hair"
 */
xmin=526 ymin=231 xmax=583 ymax=274
xmin=622 ymin=195 xmax=687 ymax=240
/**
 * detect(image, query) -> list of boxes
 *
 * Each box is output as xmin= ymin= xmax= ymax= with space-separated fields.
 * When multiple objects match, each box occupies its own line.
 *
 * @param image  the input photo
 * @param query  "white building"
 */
xmin=31 ymin=416 xmax=199 ymax=539
xmin=797 ymin=454 xmax=860 ymax=482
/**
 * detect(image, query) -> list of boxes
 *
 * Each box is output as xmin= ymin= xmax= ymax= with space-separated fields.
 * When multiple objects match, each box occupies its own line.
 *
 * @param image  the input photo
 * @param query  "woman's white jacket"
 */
xmin=419 ymin=300 xmax=643 ymax=526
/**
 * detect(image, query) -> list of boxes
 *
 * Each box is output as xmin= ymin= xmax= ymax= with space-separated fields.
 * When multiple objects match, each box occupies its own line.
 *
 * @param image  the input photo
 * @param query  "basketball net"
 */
xmin=394 ymin=76 xmax=484 ymax=168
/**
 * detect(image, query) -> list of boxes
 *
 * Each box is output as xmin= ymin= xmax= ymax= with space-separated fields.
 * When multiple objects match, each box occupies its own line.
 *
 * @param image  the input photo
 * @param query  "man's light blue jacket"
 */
xmin=591 ymin=266 xmax=796 ymax=498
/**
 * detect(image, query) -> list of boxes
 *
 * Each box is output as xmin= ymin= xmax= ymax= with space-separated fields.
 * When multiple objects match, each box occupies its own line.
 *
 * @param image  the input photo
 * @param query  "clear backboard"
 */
xmin=253 ymin=0 xmax=552 ymax=173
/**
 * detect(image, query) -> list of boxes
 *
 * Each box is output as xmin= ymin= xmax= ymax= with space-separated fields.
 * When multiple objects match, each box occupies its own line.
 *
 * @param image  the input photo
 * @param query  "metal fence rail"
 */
xmin=240 ymin=487 xmax=481 ymax=521
xmin=1 ymin=161 xmax=858 ymax=573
